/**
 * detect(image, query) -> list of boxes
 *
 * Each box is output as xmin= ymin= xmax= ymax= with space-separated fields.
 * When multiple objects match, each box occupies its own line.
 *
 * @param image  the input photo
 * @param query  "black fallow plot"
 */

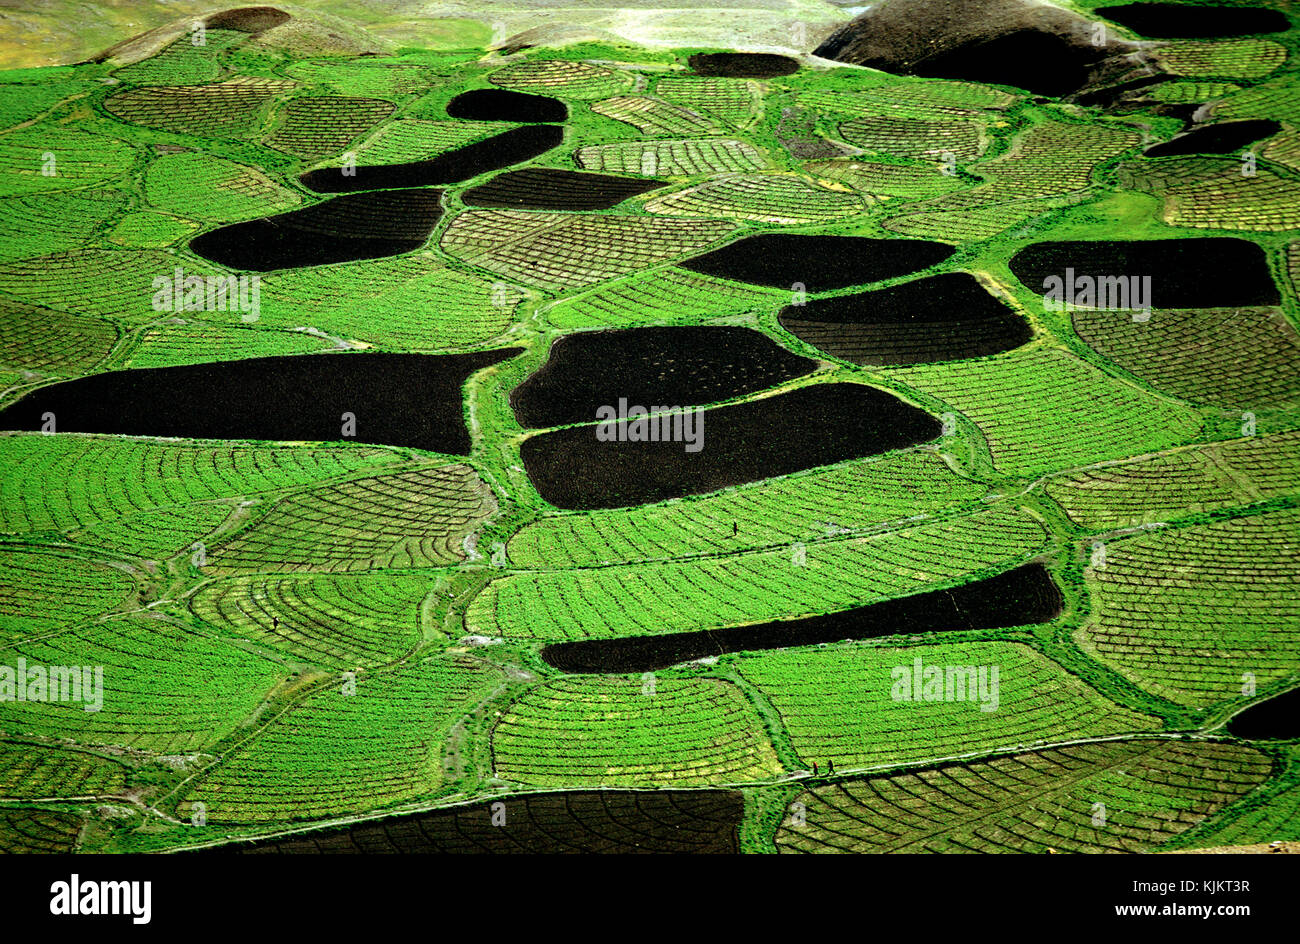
xmin=462 ymin=168 xmax=664 ymax=210
xmin=1226 ymin=687 xmax=1300 ymax=740
xmin=1097 ymin=4 xmax=1290 ymax=38
xmin=0 ymin=349 xmax=520 ymax=454
xmin=1143 ymin=120 xmax=1281 ymax=157
xmin=521 ymin=382 xmax=941 ymax=510
xmin=1008 ymin=238 xmax=1280 ymax=308
xmin=190 ymin=188 xmax=443 ymax=271
xmin=445 ymin=88 xmax=567 ymax=122
xmin=510 ymin=326 xmax=816 ymax=429
xmin=688 ymin=52 xmax=800 ymax=77
xmin=300 ymin=125 xmax=564 ymax=194
xmin=778 ymin=272 xmax=1032 ymax=365
xmin=203 ymin=7 xmax=292 ymax=31
xmin=194 ymin=789 xmax=744 ymax=853
xmin=679 ymin=234 xmax=956 ymax=292
xmin=912 ymin=30 xmax=1100 ymax=97
xmin=542 ymin=562 xmax=1064 ymax=673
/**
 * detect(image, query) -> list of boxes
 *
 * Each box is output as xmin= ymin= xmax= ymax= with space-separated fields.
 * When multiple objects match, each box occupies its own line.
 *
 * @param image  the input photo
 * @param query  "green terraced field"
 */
xmin=0 ymin=0 xmax=1297 ymax=858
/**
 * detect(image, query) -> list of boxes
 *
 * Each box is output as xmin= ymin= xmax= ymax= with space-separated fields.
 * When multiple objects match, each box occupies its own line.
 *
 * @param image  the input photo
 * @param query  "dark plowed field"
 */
xmin=778 ymin=273 xmax=1032 ymax=365
xmin=510 ymin=326 xmax=816 ymax=428
xmin=300 ymin=125 xmax=564 ymax=194
xmin=196 ymin=790 xmax=743 ymax=853
xmin=205 ymin=7 xmax=292 ymax=31
xmin=912 ymin=31 xmax=1100 ymax=96
xmin=0 ymin=349 xmax=520 ymax=454
xmin=1009 ymin=238 xmax=1280 ymax=307
xmin=688 ymin=52 xmax=800 ymax=77
xmin=462 ymin=168 xmax=664 ymax=210
xmin=445 ymin=88 xmax=567 ymax=122
xmin=1143 ymin=120 xmax=1281 ymax=157
xmin=1098 ymin=4 xmax=1291 ymax=38
xmin=1226 ymin=687 xmax=1300 ymax=740
xmin=190 ymin=188 xmax=444 ymax=270
xmin=680 ymin=234 xmax=956 ymax=292
xmin=521 ymin=381 xmax=941 ymax=509
xmin=542 ymin=563 xmax=1063 ymax=672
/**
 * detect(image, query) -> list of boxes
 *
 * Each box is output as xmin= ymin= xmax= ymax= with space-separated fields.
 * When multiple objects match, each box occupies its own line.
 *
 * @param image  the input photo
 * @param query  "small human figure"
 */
xmin=812 ymin=762 xmax=819 ymax=776
xmin=272 ymin=617 xmax=280 ymax=631
xmin=828 ymin=759 xmax=834 ymax=774
xmin=732 ymin=521 xmax=738 ymax=537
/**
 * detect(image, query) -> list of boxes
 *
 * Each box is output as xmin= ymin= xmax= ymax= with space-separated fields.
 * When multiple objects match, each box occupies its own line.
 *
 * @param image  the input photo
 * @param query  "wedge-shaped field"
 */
xmin=209 ymin=464 xmax=496 ymax=574
xmin=124 ymin=323 xmax=335 ymax=369
xmin=104 ymin=77 xmax=297 ymax=137
xmin=71 ymin=503 xmax=234 ymax=560
xmin=0 ymin=616 xmax=285 ymax=753
xmin=543 ymin=563 xmax=1063 ymax=673
xmin=440 ymin=209 xmax=734 ymax=292
xmin=348 ymin=119 xmax=514 ymax=165
xmin=144 ymin=152 xmax=302 ymax=223
xmin=110 ymin=29 xmax=245 ymax=85
xmin=805 ymin=159 xmax=971 ymax=201
xmin=191 ymin=572 xmax=433 ymax=669
xmin=491 ymin=676 xmax=780 ymax=787
xmin=1121 ymin=156 xmax=1300 ymax=231
xmin=891 ymin=345 xmax=1204 ymax=478
xmin=1187 ymin=761 xmax=1300 ymax=848
xmin=0 ymin=190 xmax=130 ymax=262
xmin=0 ymin=809 xmax=84 ymax=854
xmin=204 ymin=789 xmax=743 ymax=854
xmin=489 ymin=59 xmax=635 ymax=100
xmin=736 ymin=641 xmax=1159 ymax=771
xmin=1156 ymin=39 xmax=1287 ymax=79
xmin=179 ymin=654 xmax=502 ymax=824
xmin=644 ymin=174 xmax=866 ymax=224
xmin=796 ymin=81 xmax=1017 ymax=119
xmin=0 ymin=435 xmax=400 ymax=537
xmin=1080 ymin=507 xmax=1300 ymax=708
xmin=471 ymin=506 xmax=1047 ymax=640
xmin=264 ymin=96 xmax=395 ymax=159
xmin=0 ymin=301 xmax=116 ymax=376
xmin=575 ymin=138 xmax=768 ymax=177
xmin=0 ymin=249 xmax=227 ymax=323
xmin=287 ymin=61 xmax=435 ymax=99
xmin=507 ymin=450 xmax=986 ymax=568
xmin=657 ymin=77 xmax=758 ymax=128
xmin=256 ymin=253 xmax=525 ymax=350
xmin=775 ymin=739 xmax=1272 ymax=853
xmin=0 ymin=127 xmax=137 ymax=196
xmin=0 ymin=742 xmax=126 ymax=800
xmin=546 ymin=267 xmax=786 ymax=331
xmin=884 ymin=120 xmax=1142 ymax=241
xmin=778 ymin=272 xmax=1031 ymax=366
xmin=0 ymin=546 xmax=136 ymax=640
xmin=1071 ymin=306 xmax=1300 ymax=408
xmin=590 ymin=96 xmax=717 ymax=136
xmin=838 ymin=115 xmax=986 ymax=162
xmin=1046 ymin=430 xmax=1300 ymax=529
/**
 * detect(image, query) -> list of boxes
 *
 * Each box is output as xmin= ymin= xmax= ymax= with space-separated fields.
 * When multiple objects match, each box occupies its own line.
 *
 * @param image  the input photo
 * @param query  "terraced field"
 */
xmin=0 ymin=0 xmax=1297 ymax=856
